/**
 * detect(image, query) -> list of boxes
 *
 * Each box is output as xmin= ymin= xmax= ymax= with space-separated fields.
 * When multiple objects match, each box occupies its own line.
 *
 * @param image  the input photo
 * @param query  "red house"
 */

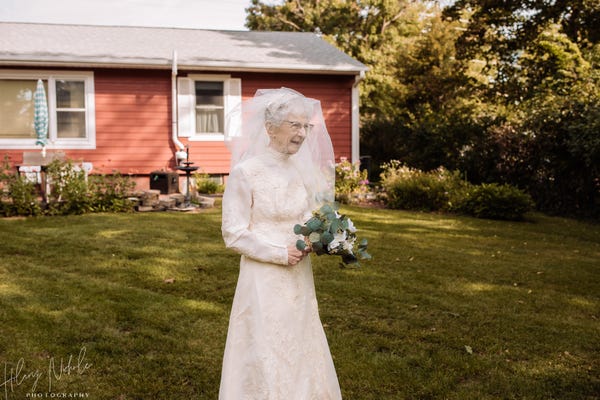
xmin=0 ymin=22 xmax=367 ymax=189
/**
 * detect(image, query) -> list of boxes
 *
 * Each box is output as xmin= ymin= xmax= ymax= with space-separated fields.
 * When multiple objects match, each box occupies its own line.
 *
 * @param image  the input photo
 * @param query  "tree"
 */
xmin=445 ymin=0 xmax=600 ymax=55
xmin=362 ymin=5 xmax=485 ymax=173
xmin=518 ymin=25 xmax=600 ymax=215
xmin=444 ymin=0 xmax=600 ymax=101
xmin=458 ymin=24 xmax=600 ymax=216
xmin=246 ymin=0 xmax=425 ymax=118
xmin=246 ymin=1 xmax=600 ymax=216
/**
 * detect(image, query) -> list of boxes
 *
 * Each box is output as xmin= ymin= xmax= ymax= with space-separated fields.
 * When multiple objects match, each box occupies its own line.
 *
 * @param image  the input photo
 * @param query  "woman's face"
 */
xmin=267 ymin=107 xmax=312 ymax=155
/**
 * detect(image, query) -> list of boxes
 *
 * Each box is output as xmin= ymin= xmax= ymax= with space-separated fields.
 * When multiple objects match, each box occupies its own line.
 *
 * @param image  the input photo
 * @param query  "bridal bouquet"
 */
xmin=294 ymin=203 xmax=371 ymax=266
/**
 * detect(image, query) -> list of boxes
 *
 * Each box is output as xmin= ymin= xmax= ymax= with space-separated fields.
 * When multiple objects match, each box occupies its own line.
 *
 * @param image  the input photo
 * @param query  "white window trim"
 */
xmin=178 ymin=74 xmax=241 ymax=142
xmin=0 ymin=70 xmax=96 ymax=150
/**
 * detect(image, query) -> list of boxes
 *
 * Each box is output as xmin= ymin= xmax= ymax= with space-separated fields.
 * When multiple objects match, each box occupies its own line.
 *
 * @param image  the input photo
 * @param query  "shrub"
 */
xmin=89 ymin=172 xmax=136 ymax=213
xmin=380 ymin=160 xmax=467 ymax=211
xmin=455 ymin=183 xmax=534 ymax=221
xmin=1 ymin=176 xmax=42 ymax=217
xmin=45 ymin=159 xmax=93 ymax=215
xmin=0 ymin=156 xmax=42 ymax=217
xmin=194 ymin=173 xmax=224 ymax=194
xmin=44 ymin=160 xmax=137 ymax=215
xmin=335 ymin=157 xmax=370 ymax=204
xmin=0 ymin=157 xmax=137 ymax=217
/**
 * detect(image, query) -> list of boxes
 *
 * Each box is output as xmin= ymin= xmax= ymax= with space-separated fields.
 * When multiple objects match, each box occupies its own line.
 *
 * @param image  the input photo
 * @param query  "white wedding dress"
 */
xmin=220 ymin=148 xmax=342 ymax=400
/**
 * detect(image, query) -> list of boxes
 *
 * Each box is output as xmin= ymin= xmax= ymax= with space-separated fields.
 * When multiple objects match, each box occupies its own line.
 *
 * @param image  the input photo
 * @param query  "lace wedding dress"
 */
xmin=220 ymin=148 xmax=342 ymax=400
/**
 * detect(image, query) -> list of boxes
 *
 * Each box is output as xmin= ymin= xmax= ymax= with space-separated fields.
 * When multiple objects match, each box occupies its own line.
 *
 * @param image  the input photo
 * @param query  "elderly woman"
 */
xmin=219 ymin=88 xmax=342 ymax=399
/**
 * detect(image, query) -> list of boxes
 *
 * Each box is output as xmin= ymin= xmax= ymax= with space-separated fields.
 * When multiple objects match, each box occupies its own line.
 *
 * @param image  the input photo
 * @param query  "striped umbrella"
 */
xmin=33 ymin=79 xmax=48 ymax=155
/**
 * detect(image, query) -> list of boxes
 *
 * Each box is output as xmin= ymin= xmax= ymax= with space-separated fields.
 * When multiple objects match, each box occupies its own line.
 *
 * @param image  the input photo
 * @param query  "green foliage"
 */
xmin=3 ymin=177 xmax=42 ymax=217
xmin=88 ymin=172 xmax=136 ymax=213
xmin=455 ymin=183 xmax=534 ymax=221
xmin=380 ymin=160 xmax=534 ymax=220
xmin=335 ymin=157 xmax=370 ymax=204
xmin=45 ymin=159 xmax=93 ymax=215
xmin=294 ymin=202 xmax=370 ymax=265
xmin=360 ymin=7 xmax=485 ymax=178
xmin=0 ymin=157 xmax=136 ymax=217
xmin=246 ymin=0 xmax=426 ymax=118
xmin=446 ymin=0 xmax=599 ymax=64
xmin=380 ymin=160 xmax=468 ymax=212
xmin=0 ymin=155 xmax=42 ymax=217
xmin=459 ymin=26 xmax=600 ymax=217
xmin=246 ymin=1 xmax=599 ymax=218
xmin=194 ymin=172 xmax=224 ymax=194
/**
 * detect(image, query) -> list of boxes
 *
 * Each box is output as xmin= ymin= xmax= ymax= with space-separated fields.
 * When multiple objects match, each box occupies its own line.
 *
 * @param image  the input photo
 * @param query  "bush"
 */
xmin=455 ymin=183 xmax=534 ymax=221
xmin=0 ymin=157 xmax=136 ymax=217
xmin=379 ymin=160 xmax=533 ymax=220
xmin=0 ymin=176 xmax=43 ymax=217
xmin=46 ymin=160 xmax=137 ymax=215
xmin=335 ymin=157 xmax=370 ymax=204
xmin=89 ymin=172 xmax=136 ymax=213
xmin=0 ymin=156 xmax=42 ymax=217
xmin=194 ymin=173 xmax=224 ymax=194
xmin=380 ymin=160 xmax=467 ymax=211
xmin=45 ymin=159 xmax=93 ymax=215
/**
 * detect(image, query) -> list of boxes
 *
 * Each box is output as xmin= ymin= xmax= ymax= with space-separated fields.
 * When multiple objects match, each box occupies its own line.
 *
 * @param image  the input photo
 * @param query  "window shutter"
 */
xmin=225 ymin=78 xmax=242 ymax=138
xmin=177 ymin=77 xmax=194 ymax=137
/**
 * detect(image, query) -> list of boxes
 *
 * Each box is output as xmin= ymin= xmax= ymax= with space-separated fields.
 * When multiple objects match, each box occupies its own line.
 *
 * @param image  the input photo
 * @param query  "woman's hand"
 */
xmin=287 ymin=245 xmax=310 ymax=266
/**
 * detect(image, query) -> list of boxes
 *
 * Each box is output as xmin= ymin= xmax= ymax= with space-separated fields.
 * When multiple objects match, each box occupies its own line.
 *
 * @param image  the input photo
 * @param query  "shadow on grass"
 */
xmin=0 ymin=207 xmax=598 ymax=399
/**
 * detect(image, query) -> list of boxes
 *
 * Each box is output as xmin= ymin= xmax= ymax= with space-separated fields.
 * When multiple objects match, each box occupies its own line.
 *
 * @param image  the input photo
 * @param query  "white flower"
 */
xmin=328 ymin=230 xmax=347 ymax=252
xmin=342 ymin=236 xmax=356 ymax=252
xmin=346 ymin=218 xmax=357 ymax=233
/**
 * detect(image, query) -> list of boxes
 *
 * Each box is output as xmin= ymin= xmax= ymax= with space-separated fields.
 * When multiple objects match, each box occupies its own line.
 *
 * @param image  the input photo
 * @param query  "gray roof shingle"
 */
xmin=0 ymin=22 xmax=367 ymax=74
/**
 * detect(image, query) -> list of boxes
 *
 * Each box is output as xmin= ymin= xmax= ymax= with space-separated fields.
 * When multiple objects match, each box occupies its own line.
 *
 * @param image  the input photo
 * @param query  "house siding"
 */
xmin=91 ymin=69 xmax=174 ymax=174
xmin=2 ymin=68 xmax=355 ymax=188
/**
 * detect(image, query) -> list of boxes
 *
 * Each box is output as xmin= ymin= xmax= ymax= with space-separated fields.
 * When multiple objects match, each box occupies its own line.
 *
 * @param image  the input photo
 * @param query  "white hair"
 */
xmin=264 ymin=93 xmax=314 ymax=126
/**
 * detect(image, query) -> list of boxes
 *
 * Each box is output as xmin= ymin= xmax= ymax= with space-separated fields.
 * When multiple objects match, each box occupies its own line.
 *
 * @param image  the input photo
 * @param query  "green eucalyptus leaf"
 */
xmin=358 ymin=249 xmax=372 ymax=260
xmin=307 ymin=217 xmax=322 ymax=231
xmin=321 ymin=231 xmax=334 ymax=244
xmin=320 ymin=204 xmax=333 ymax=214
xmin=293 ymin=224 xmax=303 ymax=235
xmin=325 ymin=212 xmax=337 ymax=221
xmin=329 ymin=220 xmax=341 ymax=233
xmin=340 ymin=218 xmax=349 ymax=230
xmin=296 ymin=239 xmax=306 ymax=251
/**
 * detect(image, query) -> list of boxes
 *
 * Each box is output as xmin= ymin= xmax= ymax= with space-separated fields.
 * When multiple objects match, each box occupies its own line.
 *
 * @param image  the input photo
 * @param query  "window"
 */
xmin=56 ymin=80 xmax=86 ymax=138
xmin=195 ymin=81 xmax=224 ymax=134
xmin=0 ymin=71 xmax=95 ymax=149
xmin=177 ymin=75 xmax=241 ymax=141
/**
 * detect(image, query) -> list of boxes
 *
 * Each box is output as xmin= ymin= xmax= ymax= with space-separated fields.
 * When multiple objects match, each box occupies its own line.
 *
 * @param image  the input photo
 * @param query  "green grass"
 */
xmin=0 ymin=207 xmax=598 ymax=399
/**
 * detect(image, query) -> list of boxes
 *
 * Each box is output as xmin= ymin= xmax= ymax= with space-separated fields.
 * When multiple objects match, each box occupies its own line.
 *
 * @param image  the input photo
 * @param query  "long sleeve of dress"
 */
xmin=221 ymin=165 xmax=289 ymax=266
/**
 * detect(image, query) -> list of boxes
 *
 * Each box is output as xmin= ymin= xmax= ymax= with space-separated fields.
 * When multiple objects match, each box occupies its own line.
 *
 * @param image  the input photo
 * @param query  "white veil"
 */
xmin=225 ymin=87 xmax=335 ymax=205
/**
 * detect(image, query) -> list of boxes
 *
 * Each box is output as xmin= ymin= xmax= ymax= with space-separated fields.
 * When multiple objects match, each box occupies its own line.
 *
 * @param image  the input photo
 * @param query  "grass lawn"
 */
xmin=0 ymin=206 xmax=598 ymax=399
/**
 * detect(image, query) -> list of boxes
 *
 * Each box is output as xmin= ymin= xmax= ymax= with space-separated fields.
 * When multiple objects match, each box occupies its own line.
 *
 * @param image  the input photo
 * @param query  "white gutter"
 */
xmin=351 ymin=70 xmax=365 ymax=163
xmin=171 ymin=50 xmax=187 ymax=163
xmin=0 ymin=60 xmax=364 ymax=75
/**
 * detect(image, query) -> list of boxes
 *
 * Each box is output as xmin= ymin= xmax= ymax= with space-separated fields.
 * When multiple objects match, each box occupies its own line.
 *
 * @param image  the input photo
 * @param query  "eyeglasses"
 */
xmin=283 ymin=120 xmax=314 ymax=133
